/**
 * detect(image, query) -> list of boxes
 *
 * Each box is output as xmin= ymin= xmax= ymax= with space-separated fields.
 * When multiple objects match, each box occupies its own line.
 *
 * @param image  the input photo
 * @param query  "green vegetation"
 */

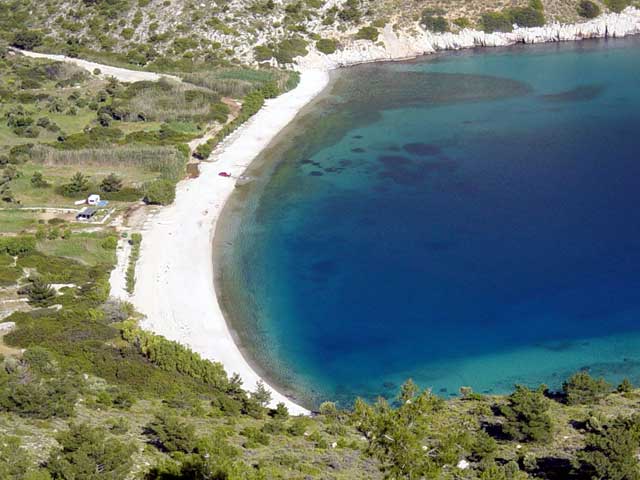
xmin=605 ymin=0 xmax=631 ymax=12
xmin=316 ymin=38 xmax=338 ymax=54
xmin=125 ymin=232 xmax=141 ymax=293
xmin=563 ymin=371 xmax=611 ymax=405
xmin=421 ymin=10 xmax=449 ymax=33
xmin=481 ymin=1 xmax=545 ymax=32
xmin=578 ymin=0 xmax=602 ymax=17
xmin=355 ymin=26 xmax=379 ymax=41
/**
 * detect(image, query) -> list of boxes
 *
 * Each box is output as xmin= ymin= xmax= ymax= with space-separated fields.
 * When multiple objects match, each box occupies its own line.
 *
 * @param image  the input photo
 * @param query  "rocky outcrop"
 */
xmin=298 ymin=7 xmax=640 ymax=69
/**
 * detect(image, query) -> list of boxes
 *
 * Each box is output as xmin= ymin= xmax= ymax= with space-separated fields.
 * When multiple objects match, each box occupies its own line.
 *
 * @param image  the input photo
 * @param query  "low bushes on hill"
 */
xmin=605 ymin=0 xmax=630 ymax=12
xmin=355 ymin=26 xmax=379 ymax=41
xmin=578 ymin=0 xmax=602 ymax=17
xmin=421 ymin=11 xmax=449 ymax=33
xmin=316 ymin=38 xmax=338 ymax=54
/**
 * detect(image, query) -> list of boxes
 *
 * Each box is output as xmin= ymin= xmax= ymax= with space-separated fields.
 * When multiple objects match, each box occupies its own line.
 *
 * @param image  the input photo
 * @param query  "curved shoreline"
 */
xmin=25 ymin=11 xmax=639 ymax=415
xmin=130 ymin=70 xmax=329 ymax=415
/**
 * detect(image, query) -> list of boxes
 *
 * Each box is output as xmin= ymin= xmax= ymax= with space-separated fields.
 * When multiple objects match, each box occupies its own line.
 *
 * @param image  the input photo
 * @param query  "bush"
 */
xmin=274 ymin=37 xmax=308 ymax=64
xmin=0 ymin=375 xmax=77 ymax=419
xmin=48 ymin=424 xmax=134 ymax=479
xmin=11 ymin=31 xmax=44 ymax=50
xmin=143 ymin=179 xmax=176 ymax=205
xmin=421 ymin=13 xmax=449 ymax=33
xmin=480 ymin=12 xmax=513 ymax=32
xmin=355 ymin=26 xmax=379 ymax=41
xmin=19 ymin=277 xmax=57 ymax=307
xmin=509 ymin=6 xmax=545 ymax=27
xmin=499 ymin=385 xmax=553 ymax=443
xmin=101 ymin=236 xmax=118 ymax=250
xmin=316 ymin=38 xmax=338 ymax=54
xmin=100 ymin=173 xmax=123 ymax=193
xmin=60 ymin=171 xmax=90 ymax=197
xmin=453 ymin=17 xmax=471 ymax=28
xmin=254 ymin=45 xmax=274 ymax=61
xmin=578 ymin=0 xmax=602 ymax=17
xmin=605 ymin=0 xmax=630 ymax=12
xmin=0 ymin=235 xmax=36 ymax=256
xmin=30 ymin=171 xmax=49 ymax=188
xmin=577 ymin=417 xmax=640 ymax=480
xmin=563 ymin=371 xmax=611 ymax=405
xmin=146 ymin=412 xmax=197 ymax=453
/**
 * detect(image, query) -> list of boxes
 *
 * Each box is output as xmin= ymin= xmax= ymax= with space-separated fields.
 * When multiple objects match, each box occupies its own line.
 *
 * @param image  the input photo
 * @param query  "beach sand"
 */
xmin=130 ymin=70 xmax=329 ymax=415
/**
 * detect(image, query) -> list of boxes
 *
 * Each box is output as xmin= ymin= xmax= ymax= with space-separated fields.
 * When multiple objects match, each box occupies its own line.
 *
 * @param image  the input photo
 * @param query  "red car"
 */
xmin=218 ymin=172 xmax=232 ymax=177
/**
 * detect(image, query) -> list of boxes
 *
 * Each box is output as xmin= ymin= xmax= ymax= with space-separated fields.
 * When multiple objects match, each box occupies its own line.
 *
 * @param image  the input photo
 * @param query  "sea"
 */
xmin=215 ymin=36 xmax=640 ymax=408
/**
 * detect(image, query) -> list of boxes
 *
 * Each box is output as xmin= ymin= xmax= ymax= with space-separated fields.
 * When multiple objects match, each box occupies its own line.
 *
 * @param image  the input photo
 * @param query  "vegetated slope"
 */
xmin=2 ymin=233 xmax=640 ymax=479
xmin=1 ymin=0 xmax=635 ymax=70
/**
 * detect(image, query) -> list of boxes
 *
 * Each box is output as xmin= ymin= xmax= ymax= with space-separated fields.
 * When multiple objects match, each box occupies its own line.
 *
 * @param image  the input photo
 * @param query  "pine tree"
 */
xmin=100 ymin=173 xmax=123 ymax=193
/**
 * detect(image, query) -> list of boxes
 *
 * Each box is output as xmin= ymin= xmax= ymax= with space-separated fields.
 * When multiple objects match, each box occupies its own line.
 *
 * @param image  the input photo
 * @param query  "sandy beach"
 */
xmin=130 ymin=70 xmax=329 ymax=415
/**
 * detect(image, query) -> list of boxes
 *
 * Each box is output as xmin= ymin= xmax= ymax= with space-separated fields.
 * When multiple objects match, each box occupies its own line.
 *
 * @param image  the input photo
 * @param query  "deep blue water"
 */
xmin=217 ymin=37 xmax=640 ymax=407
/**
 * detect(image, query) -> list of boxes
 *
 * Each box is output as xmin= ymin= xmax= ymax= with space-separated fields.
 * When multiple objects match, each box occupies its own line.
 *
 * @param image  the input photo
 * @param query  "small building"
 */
xmin=76 ymin=207 xmax=97 ymax=221
xmin=87 ymin=194 xmax=101 ymax=205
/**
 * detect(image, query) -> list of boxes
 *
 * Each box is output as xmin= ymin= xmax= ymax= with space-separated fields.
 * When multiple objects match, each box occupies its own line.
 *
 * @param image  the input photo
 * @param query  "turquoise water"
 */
xmin=217 ymin=37 xmax=640 ymax=408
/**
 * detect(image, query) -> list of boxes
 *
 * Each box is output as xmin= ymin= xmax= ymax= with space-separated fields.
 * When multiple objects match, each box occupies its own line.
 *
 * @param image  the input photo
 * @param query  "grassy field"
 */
xmin=36 ymin=233 xmax=117 ymax=266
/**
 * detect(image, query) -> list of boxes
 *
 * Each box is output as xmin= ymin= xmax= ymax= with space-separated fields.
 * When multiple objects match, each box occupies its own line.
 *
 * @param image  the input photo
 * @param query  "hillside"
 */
xmin=1 ymin=0 xmax=638 ymax=70
xmin=1 ymin=0 xmax=640 ymax=478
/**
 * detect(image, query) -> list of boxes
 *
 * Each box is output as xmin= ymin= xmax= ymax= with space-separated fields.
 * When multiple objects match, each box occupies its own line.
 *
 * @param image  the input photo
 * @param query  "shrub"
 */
xmin=604 ymin=0 xmax=630 ymax=12
xmin=577 ymin=417 xmax=640 ymax=480
xmin=143 ymin=178 xmax=176 ymax=205
xmin=0 ymin=375 xmax=77 ymax=419
xmin=60 ymin=171 xmax=90 ymax=197
xmin=19 ymin=277 xmax=57 ymax=307
xmin=421 ymin=13 xmax=449 ymax=33
xmin=30 ymin=171 xmax=49 ymax=188
xmin=316 ymin=38 xmax=338 ymax=54
xmin=274 ymin=37 xmax=308 ymax=64
xmin=499 ymin=385 xmax=553 ymax=443
xmin=48 ymin=424 xmax=134 ymax=479
xmin=453 ymin=17 xmax=471 ymax=28
xmin=0 ymin=236 xmax=36 ymax=256
xmin=355 ymin=26 xmax=379 ymax=41
xmin=617 ymin=378 xmax=633 ymax=393
xmin=509 ymin=6 xmax=545 ymax=27
xmin=101 ymin=236 xmax=118 ymax=250
xmin=11 ymin=31 xmax=44 ymax=50
xmin=100 ymin=172 xmax=123 ymax=193
xmin=480 ymin=12 xmax=513 ymax=32
xmin=146 ymin=412 xmax=197 ymax=453
xmin=254 ymin=45 xmax=274 ymax=61
xmin=578 ymin=0 xmax=602 ymax=17
xmin=563 ymin=372 xmax=611 ymax=405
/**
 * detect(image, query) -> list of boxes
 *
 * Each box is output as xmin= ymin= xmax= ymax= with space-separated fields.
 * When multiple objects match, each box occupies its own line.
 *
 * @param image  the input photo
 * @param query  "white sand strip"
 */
xmin=131 ymin=70 xmax=329 ymax=415
xmin=11 ymin=48 xmax=180 ymax=83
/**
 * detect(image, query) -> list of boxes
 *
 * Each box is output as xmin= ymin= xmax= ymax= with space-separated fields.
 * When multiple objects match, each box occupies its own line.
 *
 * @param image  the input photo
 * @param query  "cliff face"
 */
xmin=298 ymin=7 xmax=640 ymax=69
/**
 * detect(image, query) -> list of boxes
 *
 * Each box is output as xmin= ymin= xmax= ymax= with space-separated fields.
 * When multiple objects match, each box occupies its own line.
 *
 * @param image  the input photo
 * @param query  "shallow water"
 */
xmin=217 ymin=37 xmax=640 ymax=407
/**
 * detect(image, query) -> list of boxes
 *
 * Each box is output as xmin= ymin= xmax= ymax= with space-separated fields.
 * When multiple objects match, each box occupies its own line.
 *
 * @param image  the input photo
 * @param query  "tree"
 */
xmin=251 ymin=380 xmax=272 ymax=408
xmin=31 ymin=171 xmax=49 ymax=188
xmin=143 ymin=179 xmax=175 ymax=205
xmin=100 ymin=173 xmax=123 ymax=193
xmin=578 ymin=0 xmax=601 ymax=18
xmin=576 ymin=418 xmax=640 ymax=480
xmin=563 ymin=371 xmax=610 ymax=405
xmin=47 ymin=423 xmax=134 ymax=480
xmin=62 ymin=171 xmax=90 ymax=196
xmin=499 ymin=385 xmax=553 ymax=443
xmin=20 ymin=276 xmax=56 ymax=307
xmin=146 ymin=412 xmax=197 ymax=453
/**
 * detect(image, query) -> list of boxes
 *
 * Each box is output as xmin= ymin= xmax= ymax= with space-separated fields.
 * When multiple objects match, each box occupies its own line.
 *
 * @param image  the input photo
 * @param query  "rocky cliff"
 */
xmin=298 ymin=7 xmax=640 ymax=69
